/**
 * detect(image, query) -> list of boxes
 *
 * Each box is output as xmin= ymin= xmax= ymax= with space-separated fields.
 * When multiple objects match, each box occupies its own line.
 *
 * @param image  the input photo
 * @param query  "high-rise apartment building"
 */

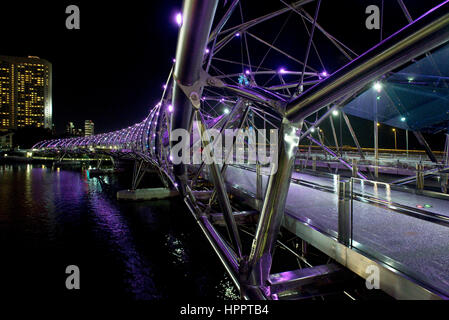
xmin=0 ymin=55 xmax=52 ymax=131
xmin=84 ymin=120 xmax=94 ymax=137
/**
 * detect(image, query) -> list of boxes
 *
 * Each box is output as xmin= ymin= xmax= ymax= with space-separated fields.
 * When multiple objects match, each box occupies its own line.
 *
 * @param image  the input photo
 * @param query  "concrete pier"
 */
xmin=117 ymin=188 xmax=179 ymax=201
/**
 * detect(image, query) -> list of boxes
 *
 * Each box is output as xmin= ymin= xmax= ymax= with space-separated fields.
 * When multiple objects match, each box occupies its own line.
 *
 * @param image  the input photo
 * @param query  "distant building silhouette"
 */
xmin=66 ymin=122 xmax=75 ymax=135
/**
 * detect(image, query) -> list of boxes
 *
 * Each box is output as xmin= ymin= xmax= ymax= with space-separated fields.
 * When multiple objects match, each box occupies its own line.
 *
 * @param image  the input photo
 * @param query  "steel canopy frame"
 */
xmin=286 ymin=0 xmax=449 ymax=124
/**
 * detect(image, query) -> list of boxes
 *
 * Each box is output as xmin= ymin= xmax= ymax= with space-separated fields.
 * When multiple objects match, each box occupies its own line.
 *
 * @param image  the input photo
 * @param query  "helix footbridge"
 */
xmin=33 ymin=0 xmax=449 ymax=300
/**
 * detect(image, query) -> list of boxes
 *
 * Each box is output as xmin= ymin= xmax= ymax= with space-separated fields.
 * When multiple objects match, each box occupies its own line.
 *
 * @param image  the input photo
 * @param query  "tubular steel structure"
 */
xmin=33 ymin=1 xmax=449 ymax=300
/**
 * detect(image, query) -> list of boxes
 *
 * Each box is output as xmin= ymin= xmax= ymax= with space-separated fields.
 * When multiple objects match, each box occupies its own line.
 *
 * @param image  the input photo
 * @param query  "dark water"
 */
xmin=0 ymin=164 xmax=238 ymax=300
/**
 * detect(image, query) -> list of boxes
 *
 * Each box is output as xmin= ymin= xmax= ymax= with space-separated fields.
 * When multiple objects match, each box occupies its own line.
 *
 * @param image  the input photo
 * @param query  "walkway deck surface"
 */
xmin=224 ymin=165 xmax=449 ymax=296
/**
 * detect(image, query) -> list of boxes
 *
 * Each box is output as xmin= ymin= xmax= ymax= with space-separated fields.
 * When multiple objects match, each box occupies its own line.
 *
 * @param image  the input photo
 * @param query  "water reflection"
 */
xmin=0 ymin=164 xmax=237 ymax=299
xmin=86 ymin=176 xmax=157 ymax=299
xmin=165 ymin=234 xmax=188 ymax=264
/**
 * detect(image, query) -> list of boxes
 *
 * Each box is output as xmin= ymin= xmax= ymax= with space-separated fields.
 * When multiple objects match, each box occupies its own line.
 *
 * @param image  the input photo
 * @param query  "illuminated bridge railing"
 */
xmin=32 ymin=103 xmax=176 ymax=182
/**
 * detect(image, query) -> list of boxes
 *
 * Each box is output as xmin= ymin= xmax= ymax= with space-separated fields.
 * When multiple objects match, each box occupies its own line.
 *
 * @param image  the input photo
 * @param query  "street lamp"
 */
xmin=392 ymin=128 xmax=397 ymax=150
xmin=373 ymin=81 xmax=382 ymax=92
xmin=319 ymin=128 xmax=325 ymax=141
xmin=400 ymin=116 xmax=409 ymax=155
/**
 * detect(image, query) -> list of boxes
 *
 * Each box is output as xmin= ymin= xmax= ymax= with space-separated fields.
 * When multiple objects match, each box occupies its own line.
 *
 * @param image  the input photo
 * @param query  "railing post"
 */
xmin=440 ymin=173 xmax=448 ymax=194
xmin=352 ymin=158 xmax=358 ymax=178
xmin=338 ymin=179 xmax=352 ymax=246
xmin=256 ymin=163 xmax=263 ymax=201
xmin=416 ymin=163 xmax=424 ymax=190
xmin=301 ymin=239 xmax=308 ymax=257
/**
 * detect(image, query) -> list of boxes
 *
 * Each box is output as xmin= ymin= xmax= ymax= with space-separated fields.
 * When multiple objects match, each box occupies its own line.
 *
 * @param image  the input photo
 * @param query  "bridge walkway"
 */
xmin=223 ymin=165 xmax=449 ymax=298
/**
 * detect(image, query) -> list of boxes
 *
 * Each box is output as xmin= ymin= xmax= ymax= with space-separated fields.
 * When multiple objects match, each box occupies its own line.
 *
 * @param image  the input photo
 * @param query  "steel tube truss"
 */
xmin=243 ymin=120 xmax=301 ymax=297
xmin=285 ymin=1 xmax=449 ymax=123
xmin=171 ymin=0 xmax=219 ymax=192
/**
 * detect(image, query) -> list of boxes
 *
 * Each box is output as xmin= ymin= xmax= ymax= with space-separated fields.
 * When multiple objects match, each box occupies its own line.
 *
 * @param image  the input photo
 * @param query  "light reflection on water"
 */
xmin=0 ymin=164 xmax=238 ymax=300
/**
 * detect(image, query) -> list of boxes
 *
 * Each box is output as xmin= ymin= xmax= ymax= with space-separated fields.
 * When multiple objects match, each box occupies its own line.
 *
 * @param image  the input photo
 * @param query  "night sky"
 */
xmin=1 ymin=0 xmax=445 ymax=149
xmin=1 ymin=1 xmax=181 ymax=133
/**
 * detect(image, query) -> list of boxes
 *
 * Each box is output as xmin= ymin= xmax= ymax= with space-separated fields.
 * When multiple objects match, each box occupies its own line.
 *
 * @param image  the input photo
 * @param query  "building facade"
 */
xmin=0 ymin=55 xmax=52 ymax=131
xmin=84 ymin=120 xmax=94 ymax=136
xmin=0 ymin=132 xmax=13 ymax=149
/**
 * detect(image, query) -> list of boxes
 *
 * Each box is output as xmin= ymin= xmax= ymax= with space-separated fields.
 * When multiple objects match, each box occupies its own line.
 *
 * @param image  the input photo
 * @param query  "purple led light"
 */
xmin=168 ymin=104 xmax=174 ymax=113
xmin=320 ymin=71 xmax=328 ymax=77
xmin=245 ymin=69 xmax=250 ymax=75
xmin=175 ymin=13 xmax=183 ymax=27
xmin=205 ymin=48 xmax=210 ymax=54
xmin=278 ymin=68 xmax=287 ymax=74
xmin=235 ymin=32 xmax=240 ymax=37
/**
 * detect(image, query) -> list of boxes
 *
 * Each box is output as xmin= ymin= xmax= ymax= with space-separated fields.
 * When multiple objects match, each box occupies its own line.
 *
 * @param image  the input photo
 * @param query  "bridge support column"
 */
xmin=171 ymin=0 xmax=219 ymax=196
xmin=131 ymin=160 xmax=147 ymax=191
xmin=242 ymin=120 xmax=301 ymax=298
xmin=196 ymin=112 xmax=243 ymax=259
